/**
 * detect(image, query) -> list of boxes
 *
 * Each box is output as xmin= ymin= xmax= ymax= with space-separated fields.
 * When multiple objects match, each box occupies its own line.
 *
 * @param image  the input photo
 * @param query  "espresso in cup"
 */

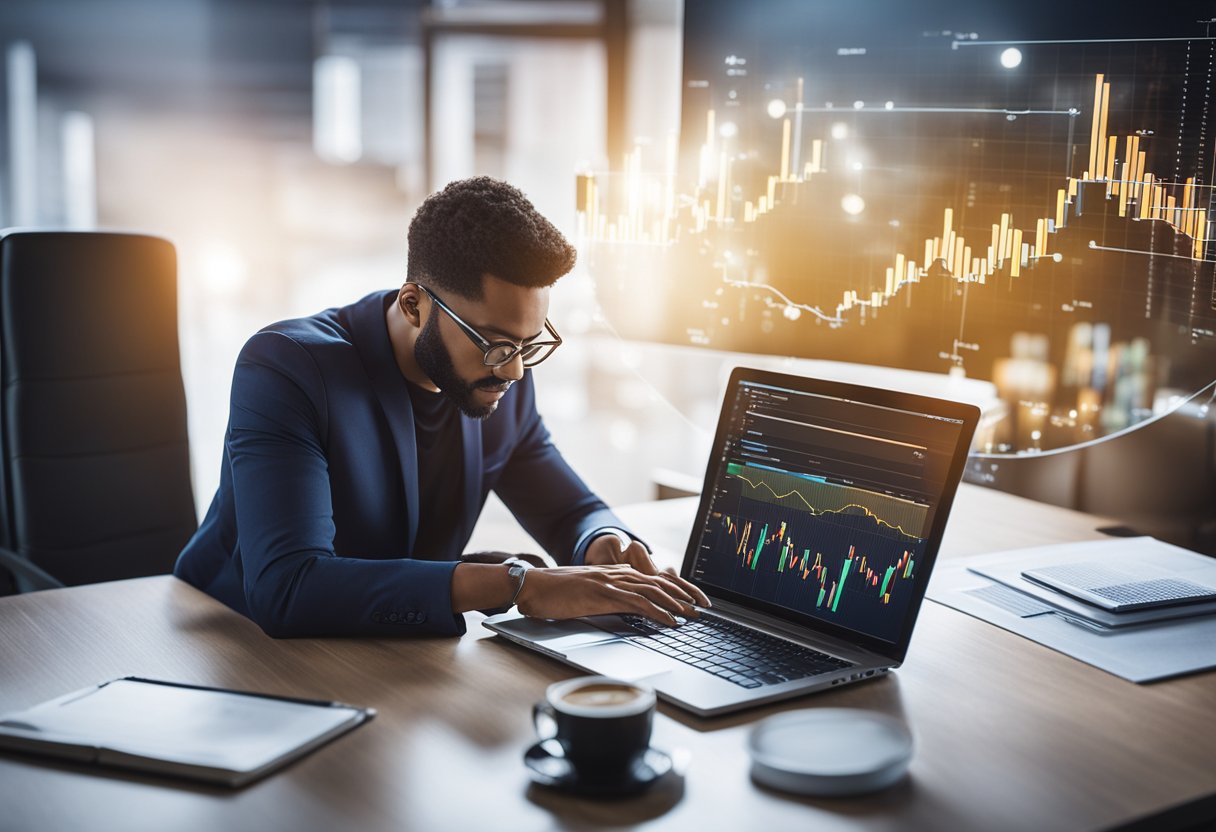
xmin=559 ymin=683 xmax=646 ymax=708
xmin=534 ymin=676 xmax=656 ymax=778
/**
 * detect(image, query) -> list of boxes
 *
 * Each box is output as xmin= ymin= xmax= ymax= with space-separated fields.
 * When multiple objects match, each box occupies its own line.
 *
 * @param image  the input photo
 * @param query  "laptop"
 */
xmin=1021 ymin=562 xmax=1216 ymax=612
xmin=485 ymin=367 xmax=980 ymax=716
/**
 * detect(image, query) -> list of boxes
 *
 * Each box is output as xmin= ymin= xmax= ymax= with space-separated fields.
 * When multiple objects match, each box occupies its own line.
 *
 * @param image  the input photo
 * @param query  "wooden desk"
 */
xmin=2 ymin=484 xmax=1213 ymax=832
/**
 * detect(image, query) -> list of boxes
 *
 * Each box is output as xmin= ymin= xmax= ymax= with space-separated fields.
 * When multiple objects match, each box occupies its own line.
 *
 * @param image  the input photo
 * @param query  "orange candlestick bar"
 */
xmin=1139 ymin=173 xmax=1154 ymax=220
xmin=998 ymin=213 xmax=1010 ymax=264
xmin=1088 ymin=74 xmax=1105 ymax=178
xmin=1097 ymin=81 xmax=1111 ymax=178
xmin=780 ymin=118 xmax=791 ymax=181
xmin=1119 ymin=161 xmax=1130 ymax=217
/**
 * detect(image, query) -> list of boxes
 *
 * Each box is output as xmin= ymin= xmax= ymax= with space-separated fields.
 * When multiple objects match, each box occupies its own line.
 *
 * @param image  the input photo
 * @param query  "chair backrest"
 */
xmin=0 ymin=230 xmax=197 ymax=587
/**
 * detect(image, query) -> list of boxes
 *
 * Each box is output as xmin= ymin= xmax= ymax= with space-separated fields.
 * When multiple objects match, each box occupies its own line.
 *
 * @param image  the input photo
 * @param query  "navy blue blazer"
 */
xmin=174 ymin=290 xmax=631 ymax=637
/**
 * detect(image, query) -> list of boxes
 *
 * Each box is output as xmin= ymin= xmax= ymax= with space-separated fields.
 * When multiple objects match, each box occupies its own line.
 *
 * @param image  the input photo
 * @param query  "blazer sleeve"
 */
xmin=492 ymin=375 xmax=640 ymax=565
xmin=228 ymin=330 xmax=465 ymax=638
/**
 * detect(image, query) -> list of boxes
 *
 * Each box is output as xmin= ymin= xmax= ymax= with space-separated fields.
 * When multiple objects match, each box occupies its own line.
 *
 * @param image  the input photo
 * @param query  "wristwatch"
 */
xmin=503 ymin=556 xmax=533 ymax=610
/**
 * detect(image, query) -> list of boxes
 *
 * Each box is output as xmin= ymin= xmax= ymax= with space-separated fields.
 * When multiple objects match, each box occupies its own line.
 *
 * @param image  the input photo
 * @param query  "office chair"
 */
xmin=0 ymin=230 xmax=197 ymax=594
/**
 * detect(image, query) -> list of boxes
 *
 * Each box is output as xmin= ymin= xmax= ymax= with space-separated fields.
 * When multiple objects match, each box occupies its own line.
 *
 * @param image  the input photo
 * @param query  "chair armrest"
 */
xmin=0 ymin=546 xmax=65 ymax=591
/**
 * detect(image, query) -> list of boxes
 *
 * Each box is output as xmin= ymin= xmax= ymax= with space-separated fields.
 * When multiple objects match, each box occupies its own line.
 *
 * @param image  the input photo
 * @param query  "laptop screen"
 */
xmin=686 ymin=373 xmax=974 ymax=649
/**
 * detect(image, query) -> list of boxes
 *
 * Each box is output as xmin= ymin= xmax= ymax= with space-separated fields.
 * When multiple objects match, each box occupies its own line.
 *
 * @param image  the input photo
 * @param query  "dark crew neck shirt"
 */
xmin=406 ymin=381 xmax=464 ymax=560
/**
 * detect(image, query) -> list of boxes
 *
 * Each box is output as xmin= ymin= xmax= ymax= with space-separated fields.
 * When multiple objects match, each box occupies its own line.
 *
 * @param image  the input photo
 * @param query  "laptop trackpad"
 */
xmin=565 ymin=641 xmax=679 ymax=681
xmin=490 ymin=614 xmax=618 ymax=653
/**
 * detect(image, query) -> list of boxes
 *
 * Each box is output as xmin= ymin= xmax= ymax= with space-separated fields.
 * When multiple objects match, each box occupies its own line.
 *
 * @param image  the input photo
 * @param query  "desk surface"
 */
xmin=2 ymin=483 xmax=1214 ymax=832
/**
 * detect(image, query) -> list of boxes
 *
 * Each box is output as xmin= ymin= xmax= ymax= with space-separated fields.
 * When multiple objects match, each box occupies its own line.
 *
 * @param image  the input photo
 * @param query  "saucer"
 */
xmin=524 ymin=739 xmax=673 ymax=798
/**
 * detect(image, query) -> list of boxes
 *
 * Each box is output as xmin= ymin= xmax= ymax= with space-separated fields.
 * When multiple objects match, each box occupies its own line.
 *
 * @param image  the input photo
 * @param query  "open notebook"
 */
xmin=0 ymin=677 xmax=374 ymax=787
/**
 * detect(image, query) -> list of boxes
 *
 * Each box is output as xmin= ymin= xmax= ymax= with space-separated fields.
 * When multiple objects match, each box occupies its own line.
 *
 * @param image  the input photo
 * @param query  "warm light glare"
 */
xmin=841 ymin=193 xmax=866 ymax=215
xmin=7 ymin=42 xmax=37 ymax=225
xmin=719 ymin=121 xmax=739 ymax=138
xmin=199 ymin=242 xmax=249 ymax=295
xmin=313 ymin=55 xmax=362 ymax=164
xmin=830 ymin=122 xmax=849 ymax=140
xmin=1000 ymin=47 xmax=1023 ymax=69
xmin=767 ymin=98 xmax=787 ymax=119
xmin=61 ymin=111 xmax=96 ymax=229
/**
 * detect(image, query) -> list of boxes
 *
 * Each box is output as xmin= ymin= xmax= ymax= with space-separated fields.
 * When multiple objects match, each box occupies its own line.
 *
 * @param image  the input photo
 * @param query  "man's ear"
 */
xmin=398 ymin=283 xmax=424 ymax=327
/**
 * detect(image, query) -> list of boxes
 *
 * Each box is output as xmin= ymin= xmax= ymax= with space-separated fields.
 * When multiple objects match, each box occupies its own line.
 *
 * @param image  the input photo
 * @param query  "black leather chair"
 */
xmin=0 ymin=231 xmax=197 ymax=593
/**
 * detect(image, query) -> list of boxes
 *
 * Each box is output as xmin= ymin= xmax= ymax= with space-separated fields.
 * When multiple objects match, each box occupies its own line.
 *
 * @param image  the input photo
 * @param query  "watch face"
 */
xmin=507 ymin=562 xmax=530 ymax=609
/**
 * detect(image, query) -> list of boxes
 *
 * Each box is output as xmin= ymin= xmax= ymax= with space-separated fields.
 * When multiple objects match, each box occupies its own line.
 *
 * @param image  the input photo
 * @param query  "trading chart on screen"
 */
xmin=688 ymin=380 xmax=966 ymax=644
xmin=579 ymin=1 xmax=1216 ymax=455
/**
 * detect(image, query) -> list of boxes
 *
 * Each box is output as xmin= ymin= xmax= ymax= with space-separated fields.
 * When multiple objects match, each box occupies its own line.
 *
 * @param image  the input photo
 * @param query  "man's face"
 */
xmin=413 ymin=274 xmax=550 ymax=420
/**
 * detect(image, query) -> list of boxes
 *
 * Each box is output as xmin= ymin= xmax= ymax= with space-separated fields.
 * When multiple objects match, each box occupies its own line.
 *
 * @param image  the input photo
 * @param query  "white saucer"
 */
xmin=747 ymin=708 xmax=913 ymax=796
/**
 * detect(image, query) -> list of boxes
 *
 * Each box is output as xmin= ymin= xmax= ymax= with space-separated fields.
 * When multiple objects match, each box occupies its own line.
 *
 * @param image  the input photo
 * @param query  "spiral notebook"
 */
xmin=0 ymin=677 xmax=374 ymax=787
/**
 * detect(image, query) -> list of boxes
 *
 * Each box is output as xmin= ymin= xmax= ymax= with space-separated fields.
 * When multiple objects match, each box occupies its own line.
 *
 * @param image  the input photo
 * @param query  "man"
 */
xmin=175 ymin=177 xmax=708 ymax=637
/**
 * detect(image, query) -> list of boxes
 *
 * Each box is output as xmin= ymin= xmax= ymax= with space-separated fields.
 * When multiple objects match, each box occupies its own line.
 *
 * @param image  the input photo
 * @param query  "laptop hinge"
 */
xmin=704 ymin=598 xmax=894 ymax=665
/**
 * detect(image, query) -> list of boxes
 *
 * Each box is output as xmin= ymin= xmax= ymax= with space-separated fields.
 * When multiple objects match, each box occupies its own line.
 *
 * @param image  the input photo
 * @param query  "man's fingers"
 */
xmin=606 ymin=585 xmax=679 ymax=625
xmin=621 ymin=541 xmax=659 ymax=574
xmin=608 ymin=550 xmax=709 ymax=608
xmin=521 ymin=564 xmax=708 ymax=623
xmin=616 ymin=580 xmax=692 ymax=618
xmin=647 ymin=573 xmax=697 ymax=607
xmin=631 ymin=596 xmax=681 ymax=626
xmin=662 ymin=566 xmax=711 ymax=607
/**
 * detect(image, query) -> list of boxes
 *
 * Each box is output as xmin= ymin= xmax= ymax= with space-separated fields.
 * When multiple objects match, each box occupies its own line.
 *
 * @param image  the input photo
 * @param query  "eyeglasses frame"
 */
xmin=409 ymin=282 xmax=563 ymax=368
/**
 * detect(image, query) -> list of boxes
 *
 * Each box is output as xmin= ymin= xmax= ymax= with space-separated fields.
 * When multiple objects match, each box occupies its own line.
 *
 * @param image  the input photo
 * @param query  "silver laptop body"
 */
xmin=485 ymin=368 xmax=979 ymax=717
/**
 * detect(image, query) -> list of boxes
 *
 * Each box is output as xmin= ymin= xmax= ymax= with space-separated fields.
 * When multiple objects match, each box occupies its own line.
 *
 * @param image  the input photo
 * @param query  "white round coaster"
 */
xmin=747 ymin=708 xmax=914 ymax=796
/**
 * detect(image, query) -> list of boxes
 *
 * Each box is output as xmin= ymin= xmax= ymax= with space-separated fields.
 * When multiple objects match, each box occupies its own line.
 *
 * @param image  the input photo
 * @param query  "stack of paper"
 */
xmin=926 ymin=537 xmax=1216 ymax=682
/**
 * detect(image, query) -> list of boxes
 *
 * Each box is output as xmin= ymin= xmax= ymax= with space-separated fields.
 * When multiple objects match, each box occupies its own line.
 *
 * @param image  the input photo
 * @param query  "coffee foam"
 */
xmin=561 ymin=683 xmax=643 ymax=708
xmin=546 ymin=676 xmax=656 ymax=718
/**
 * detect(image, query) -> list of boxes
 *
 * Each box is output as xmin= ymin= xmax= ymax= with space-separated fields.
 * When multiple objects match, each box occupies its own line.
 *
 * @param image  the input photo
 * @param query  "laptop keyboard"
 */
xmin=1090 ymin=578 xmax=1216 ymax=606
xmin=615 ymin=613 xmax=853 ymax=689
xmin=1029 ymin=563 xmax=1216 ymax=607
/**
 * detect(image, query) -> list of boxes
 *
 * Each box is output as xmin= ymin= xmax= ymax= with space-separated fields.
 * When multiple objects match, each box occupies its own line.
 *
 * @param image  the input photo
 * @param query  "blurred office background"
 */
xmin=0 ymin=0 xmax=1212 ymax=555
xmin=0 ymin=0 xmax=710 ymax=532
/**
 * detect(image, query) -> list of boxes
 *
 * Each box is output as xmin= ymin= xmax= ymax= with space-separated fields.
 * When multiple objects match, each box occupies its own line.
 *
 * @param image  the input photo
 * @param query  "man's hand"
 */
xmin=460 ymin=550 xmax=548 ymax=569
xmin=584 ymin=534 xmax=656 ymax=571
xmin=510 ymin=533 xmax=713 ymax=625
xmin=515 ymin=563 xmax=710 ymax=626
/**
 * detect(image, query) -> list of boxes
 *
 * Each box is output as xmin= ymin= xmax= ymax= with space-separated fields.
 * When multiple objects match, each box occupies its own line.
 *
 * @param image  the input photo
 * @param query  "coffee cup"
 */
xmin=532 ymin=676 xmax=656 ymax=777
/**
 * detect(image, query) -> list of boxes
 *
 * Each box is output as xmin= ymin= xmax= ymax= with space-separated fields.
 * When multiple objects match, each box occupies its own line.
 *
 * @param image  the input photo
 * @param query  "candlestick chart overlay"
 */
xmin=689 ymin=380 xmax=966 ymax=644
xmin=579 ymin=1 xmax=1216 ymax=455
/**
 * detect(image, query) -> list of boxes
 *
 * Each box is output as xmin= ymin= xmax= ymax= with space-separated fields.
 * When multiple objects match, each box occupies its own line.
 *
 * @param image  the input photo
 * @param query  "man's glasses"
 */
xmin=412 ymin=283 xmax=562 ymax=368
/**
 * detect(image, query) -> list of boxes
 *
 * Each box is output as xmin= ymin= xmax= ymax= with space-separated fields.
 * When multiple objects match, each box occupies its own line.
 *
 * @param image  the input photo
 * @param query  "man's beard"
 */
xmin=414 ymin=311 xmax=509 ymax=420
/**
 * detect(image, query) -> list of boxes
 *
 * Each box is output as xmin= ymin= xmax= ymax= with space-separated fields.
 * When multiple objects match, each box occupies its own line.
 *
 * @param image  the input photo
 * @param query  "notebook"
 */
xmin=0 ymin=677 xmax=374 ymax=787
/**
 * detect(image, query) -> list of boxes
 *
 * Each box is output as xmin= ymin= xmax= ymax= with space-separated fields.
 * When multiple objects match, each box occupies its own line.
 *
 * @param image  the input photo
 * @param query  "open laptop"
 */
xmin=485 ymin=367 xmax=980 ymax=716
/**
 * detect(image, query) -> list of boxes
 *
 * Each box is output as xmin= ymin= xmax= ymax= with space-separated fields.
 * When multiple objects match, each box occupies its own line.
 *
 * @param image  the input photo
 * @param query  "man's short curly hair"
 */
xmin=406 ymin=177 xmax=577 ymax=299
